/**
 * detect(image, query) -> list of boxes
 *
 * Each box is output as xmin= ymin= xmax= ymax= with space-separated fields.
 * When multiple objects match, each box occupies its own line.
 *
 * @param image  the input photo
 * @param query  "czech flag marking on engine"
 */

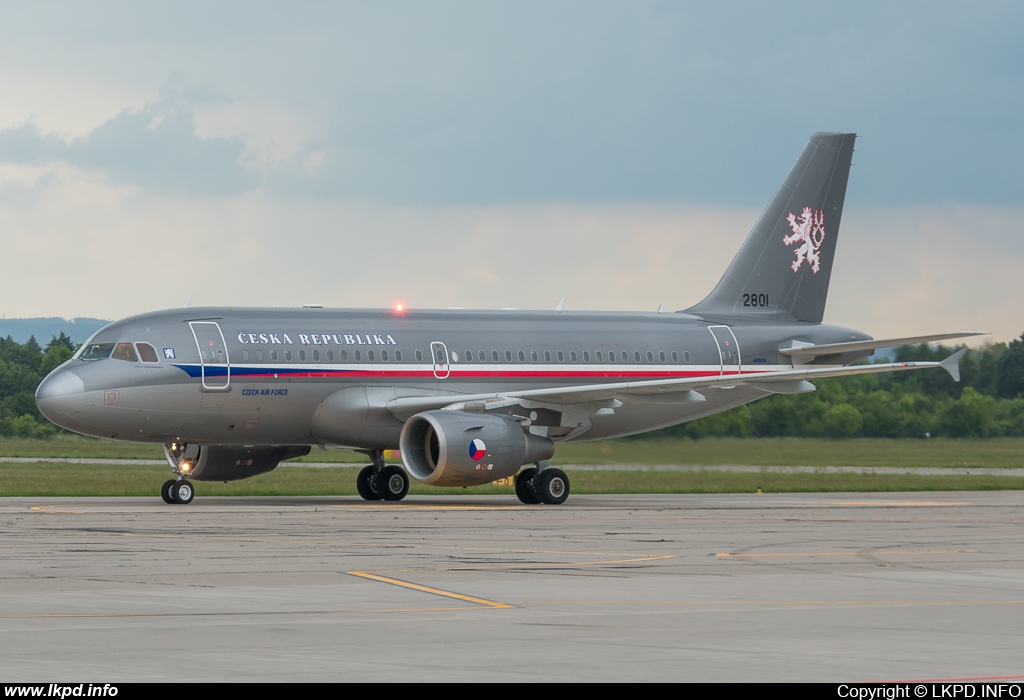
xmin=469 ymin=439 xmax=487 ymax=461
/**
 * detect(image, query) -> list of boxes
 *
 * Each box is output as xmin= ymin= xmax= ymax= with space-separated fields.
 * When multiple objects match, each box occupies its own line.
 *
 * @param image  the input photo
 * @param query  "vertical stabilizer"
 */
xmin=686 ymin=132 xmax=856 ymax=323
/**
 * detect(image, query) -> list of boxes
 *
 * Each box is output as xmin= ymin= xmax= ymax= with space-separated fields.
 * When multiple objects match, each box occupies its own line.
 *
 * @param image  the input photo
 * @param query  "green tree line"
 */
xmin=3 ymin=332 xmax=1024 ymax=439
xmin=0 ymin=333 xmax=75 ymax=437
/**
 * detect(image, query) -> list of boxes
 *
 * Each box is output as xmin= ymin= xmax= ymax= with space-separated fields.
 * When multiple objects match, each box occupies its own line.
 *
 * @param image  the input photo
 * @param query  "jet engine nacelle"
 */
xmin=183 ymin=445 xmax=312 ymax=482
xmin=399 ymin=410 xmax=555 ymax=487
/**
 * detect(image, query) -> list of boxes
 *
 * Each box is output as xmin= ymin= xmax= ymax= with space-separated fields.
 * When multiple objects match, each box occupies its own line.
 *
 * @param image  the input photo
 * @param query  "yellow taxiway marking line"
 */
xmin=29 ymin=506 xmax=86 ymax=514
xmin=714 ymin=549 xmax=975 ymax=558
xmin=347 ymin=571 xmax=515 ymax=609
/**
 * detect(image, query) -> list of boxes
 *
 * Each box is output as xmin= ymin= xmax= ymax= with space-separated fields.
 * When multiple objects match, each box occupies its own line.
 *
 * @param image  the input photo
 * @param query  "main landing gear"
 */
xmin=161 ymin=442 xmax=197 ymax=505
xmin=356 ymin=449 xmax=410 ymax=502
xmin=515 ymin=462 xmax=570 ymax=505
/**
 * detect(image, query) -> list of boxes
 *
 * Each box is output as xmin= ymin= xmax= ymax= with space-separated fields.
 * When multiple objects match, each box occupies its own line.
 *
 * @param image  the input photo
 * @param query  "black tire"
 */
xmin=161 ymin=480 xmax=176 ymax=504
xmin=171 ymin=480 xmax=195 ymax=505
xmin=378 ymin=465 xmax=410 ymax=502
xmin=356 ymin=465 xmax=382 ymax=501
xmin=515 ymin=467 xmax=541 ymax=504
xmin=536 ymin=468 xmax=570 ymax=505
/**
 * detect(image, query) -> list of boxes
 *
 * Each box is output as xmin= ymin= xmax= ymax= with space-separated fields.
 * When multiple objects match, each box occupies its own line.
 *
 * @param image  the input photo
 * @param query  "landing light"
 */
xmin=394 ymin=303 xmax=405 ymax=314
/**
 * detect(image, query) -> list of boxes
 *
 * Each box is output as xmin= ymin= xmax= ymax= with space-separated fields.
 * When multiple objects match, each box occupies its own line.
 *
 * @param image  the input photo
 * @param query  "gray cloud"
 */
xmin=0 ymin=93 xmax=257 ymax=196
xmin=1 ymin=2 xmax=1021 ymax=205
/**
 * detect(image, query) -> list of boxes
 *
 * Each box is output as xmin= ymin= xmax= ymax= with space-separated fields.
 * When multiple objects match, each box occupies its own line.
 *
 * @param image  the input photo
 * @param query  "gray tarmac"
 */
xmin=2 ymin=492 xmax=1023 ymax=682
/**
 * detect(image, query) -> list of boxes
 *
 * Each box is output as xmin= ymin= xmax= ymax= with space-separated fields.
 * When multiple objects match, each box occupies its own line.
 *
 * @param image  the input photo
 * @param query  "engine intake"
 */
xmin=399 ymin=410 xmax=554 ymax=487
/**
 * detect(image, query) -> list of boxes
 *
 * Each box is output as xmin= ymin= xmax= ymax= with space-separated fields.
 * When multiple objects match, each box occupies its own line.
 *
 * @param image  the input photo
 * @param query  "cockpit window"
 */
xmin=137 ymin=343 xmax=159 ymax=363
xmin=112 ymin=343 xmax=138 ymax=362
xmin=78 ymin=342 xmax=115 ymax=360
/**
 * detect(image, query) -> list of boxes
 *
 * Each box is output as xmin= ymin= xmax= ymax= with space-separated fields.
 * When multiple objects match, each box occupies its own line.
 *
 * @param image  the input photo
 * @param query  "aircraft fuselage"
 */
xmin=36 ymin=306 xmax=870 ymax=448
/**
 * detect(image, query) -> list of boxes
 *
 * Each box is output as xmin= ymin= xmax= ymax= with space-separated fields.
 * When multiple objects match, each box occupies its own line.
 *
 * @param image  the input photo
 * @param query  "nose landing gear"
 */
xmin=161 ymin=442 xmax=199 ymax=505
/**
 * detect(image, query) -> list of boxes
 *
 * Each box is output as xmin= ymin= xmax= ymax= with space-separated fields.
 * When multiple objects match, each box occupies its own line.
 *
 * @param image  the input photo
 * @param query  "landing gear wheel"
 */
xmin=161 ymin=480 xmax=176 ymax=504
xmin=378 ymin=465 xmax=410 ymax=502
xmin=536 ymin=468 xmax=569 ymax=505
xmin=515 ymin=467 xmax=542 ymax=504
xmin=170 ymin=481 xmax=195 ymax=505
xmin=356 ymin=465 xmax=382 ymax=501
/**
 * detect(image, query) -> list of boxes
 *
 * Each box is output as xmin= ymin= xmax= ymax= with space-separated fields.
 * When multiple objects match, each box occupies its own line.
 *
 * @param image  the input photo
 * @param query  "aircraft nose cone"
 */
xmin=35 ymin=369 xmax=85 ymax=425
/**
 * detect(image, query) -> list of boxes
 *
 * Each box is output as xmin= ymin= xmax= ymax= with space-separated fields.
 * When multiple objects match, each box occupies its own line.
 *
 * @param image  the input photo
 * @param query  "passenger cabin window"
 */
xmin=256 ymin=349 xmax=265 ymax=362
xmin=355 ymin=350 xmax=362 ymax=362
xmin=451 ymin=351 xmax=458 ymax=362
xmin=505 ymin=350 xmax=512 ymax=362
xmin=684 ymin=351 xmax=691 ymax=363
xmin=570 ymin=351 xmax=577 ymax=362
xmin=660 ymin=351 xmax=666 ymax=363
xmin=647 ymin=351 xmax=654 ymax=363
xmin=395 ymin=350 xmax=402 ymax=362
xmin=557 ymin=351 xmax=564 ymax=362
xmin=478 ymin=350 xmax=486 ymax=362
xmin=672 ymin=351 xmax=678 ymax=363
xmin=284 ymin=350 xmax=292 ymax=361
xmin=368 ymin=350 xmax=375 ymax=362
xmin=382 ymin=350 xmax=389 ymax=362
xmin=339 ymin=350 xmax=348 ymax=362
xmin=634 ymin=351 xmax=641 ymax=363
xmin=531 ymin=350 xmax=538 ymax=362
xmin=582 ymin=351 xmax=590 ymax=362
xmin=492 ymin=350 xmax=499 ymax=362
xmin=544 ymin=351 xmax=551 ymax=362
xmin=465 ymin=351 xmax=472 ymax=362
xmin=327 ymin=350 xmax=334 ymax=362
xmin=299 ymin=350 xmax=307 ymax=362
xmin=595 ymin=351 xmax=602 ymax=362
xmin=112 ymin=343 xmax=138 ymax=362
xmin=415 ymin=350 xmax=422 ymax=362
xmin=241 ymin=350 xmax=250 ymax=362
xmin=271 ymin=350 xmax=279 ymax=361
xmin=518 ymin=350 xmax=525 ymax=362
xmin=137 ymin=343 xmax=159 ymax=363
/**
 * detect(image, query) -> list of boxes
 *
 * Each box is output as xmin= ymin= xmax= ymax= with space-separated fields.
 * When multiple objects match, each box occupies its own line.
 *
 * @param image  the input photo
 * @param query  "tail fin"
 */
xmin=686 ymin=132 xmax=856 ymax=323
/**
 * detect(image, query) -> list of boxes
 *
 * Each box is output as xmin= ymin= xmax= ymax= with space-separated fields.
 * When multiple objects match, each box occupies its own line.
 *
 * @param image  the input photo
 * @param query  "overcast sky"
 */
xmin=1 ymin=1 xmax=1021 ymax=343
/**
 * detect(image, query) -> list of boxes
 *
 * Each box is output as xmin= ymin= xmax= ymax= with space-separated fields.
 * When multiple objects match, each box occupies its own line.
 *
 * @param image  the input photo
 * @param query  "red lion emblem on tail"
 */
xmin=783 ymin=207 xmax=825 ymax=273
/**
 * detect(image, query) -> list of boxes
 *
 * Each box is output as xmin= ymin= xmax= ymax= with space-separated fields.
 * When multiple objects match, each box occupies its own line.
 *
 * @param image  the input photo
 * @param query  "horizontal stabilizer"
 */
xmin=779 ymin=332 xmax=987 ymax=359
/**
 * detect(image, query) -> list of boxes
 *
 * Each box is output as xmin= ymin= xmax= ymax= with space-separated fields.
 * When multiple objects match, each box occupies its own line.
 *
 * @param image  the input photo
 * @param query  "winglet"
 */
xmin=940 ymin=348 xmax=969 ymax=383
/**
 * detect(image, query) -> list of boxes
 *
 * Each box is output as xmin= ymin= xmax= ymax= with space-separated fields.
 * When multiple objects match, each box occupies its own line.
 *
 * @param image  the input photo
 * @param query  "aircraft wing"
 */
xmin=386 ymin=349 xmax=969 ymax=422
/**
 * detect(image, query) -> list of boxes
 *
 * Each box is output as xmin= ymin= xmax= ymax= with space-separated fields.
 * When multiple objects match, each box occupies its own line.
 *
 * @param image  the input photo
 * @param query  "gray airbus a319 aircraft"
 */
xmin=35 ymin=132 xmax=980 ymax=505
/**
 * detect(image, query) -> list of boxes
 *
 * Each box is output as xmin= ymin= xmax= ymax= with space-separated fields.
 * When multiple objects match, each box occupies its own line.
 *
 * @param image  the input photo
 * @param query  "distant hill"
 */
xmin=0 ymin=317 xmax=111 ymax=345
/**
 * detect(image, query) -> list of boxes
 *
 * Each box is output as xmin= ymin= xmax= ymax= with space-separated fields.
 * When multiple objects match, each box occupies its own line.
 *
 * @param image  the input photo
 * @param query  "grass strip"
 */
xmin=2 ymin=436 xmax=1022 ymax=468
xmin=2 ymin=462 xmax=1023 ymax=498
